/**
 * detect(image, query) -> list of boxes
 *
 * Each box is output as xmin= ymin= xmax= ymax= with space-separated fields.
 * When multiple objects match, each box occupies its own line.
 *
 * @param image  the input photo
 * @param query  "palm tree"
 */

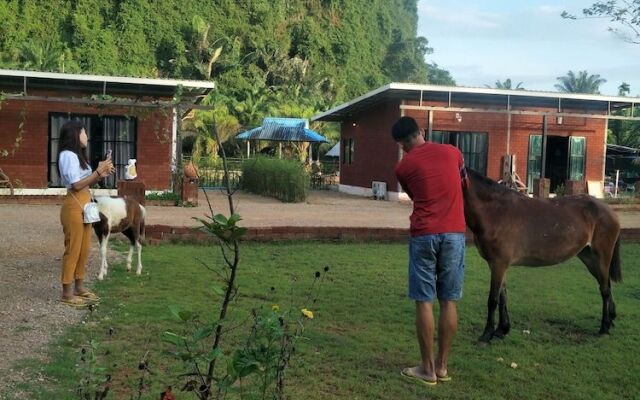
xmin=618 ymin=82 xmax=631 ymax=96
xmin=485 ymin=78 xmax=524 ymax=90
xmin=182 ymin=99 xmax=240 ymax=162
xmin=554 ymin=70 xmax=606 ymax=94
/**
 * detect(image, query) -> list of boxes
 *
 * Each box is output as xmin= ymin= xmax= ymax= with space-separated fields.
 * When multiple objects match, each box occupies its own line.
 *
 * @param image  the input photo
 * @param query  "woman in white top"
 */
xmin=58 ymin=120 xmax=114 ymax=307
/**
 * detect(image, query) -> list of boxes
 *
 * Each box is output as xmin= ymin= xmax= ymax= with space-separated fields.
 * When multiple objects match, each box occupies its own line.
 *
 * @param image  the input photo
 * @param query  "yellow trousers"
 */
xmin=60 ymin=190 xmax=92 ymax=284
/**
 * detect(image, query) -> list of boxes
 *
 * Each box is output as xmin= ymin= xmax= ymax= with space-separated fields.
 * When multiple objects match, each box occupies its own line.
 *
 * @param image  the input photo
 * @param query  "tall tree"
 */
xmin=485 ymin=78 xmax=524 ymax=90
xmin=554 ymin=70 xmax=607 ymax=94
xmin=426 ymin=63 xmax=455 ymax=85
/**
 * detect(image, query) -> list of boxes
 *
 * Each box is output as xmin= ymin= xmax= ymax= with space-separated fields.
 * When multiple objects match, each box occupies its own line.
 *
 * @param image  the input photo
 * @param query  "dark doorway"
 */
xmin=545 ymin=136 xmax=569 ymax=192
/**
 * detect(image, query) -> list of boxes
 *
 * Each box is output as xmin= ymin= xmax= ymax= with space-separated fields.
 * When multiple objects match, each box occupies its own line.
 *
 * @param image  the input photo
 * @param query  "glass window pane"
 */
xmin=569 ymin=137 xmax=586 ymax=181
xmin=527 ymin=135 xmax=542 ymax=191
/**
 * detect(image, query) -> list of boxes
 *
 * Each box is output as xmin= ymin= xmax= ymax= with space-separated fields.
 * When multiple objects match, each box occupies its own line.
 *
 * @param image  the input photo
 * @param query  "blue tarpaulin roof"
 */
xmin=236 ymin=118 xmax=327 ymax=142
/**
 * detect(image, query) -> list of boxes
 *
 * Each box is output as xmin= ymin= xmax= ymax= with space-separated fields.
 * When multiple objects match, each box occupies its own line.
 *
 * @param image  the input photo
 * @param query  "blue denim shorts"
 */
xmin=408 ymin=233 xmax=465 ymax=302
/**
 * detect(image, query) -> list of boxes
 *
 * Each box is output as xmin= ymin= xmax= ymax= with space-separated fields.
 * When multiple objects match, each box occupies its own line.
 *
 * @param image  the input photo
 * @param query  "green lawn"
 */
xmin=5 ymin=242 xmax=640 ymax=399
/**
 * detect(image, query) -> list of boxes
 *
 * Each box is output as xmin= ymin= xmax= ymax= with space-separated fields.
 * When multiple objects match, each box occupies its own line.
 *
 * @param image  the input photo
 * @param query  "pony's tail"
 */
xmin=139 ymin=204 xmax=146 ymax=242
xmin=610 ymin=235 xmax=622 ymax=283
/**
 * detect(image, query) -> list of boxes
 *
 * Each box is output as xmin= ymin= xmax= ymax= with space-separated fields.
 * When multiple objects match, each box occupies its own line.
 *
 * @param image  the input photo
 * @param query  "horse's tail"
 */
xmin=610 ymin=235 xmax=622 ymax=283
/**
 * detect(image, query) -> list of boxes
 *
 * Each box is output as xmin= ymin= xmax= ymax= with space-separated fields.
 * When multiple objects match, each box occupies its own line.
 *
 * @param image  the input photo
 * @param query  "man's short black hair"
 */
xmin=391 ymin=117 xmax=420 ymax=142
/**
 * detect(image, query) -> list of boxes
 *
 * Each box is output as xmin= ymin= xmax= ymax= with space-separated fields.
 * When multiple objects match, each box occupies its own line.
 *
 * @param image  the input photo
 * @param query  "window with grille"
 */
xmin=430 ymin=131 xmax=488 ymax=174
xmin=49 ymin=113 xmax=137 ymax=188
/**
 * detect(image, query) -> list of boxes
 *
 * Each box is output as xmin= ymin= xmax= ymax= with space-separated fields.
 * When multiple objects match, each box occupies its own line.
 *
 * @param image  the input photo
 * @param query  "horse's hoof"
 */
xmin=492 ymin=331 xmax=506 ymax=339
xmin=476 ymin=339 xmax=490 ymax=347
xmin=477 ymin=333 xmax=493 ymax=344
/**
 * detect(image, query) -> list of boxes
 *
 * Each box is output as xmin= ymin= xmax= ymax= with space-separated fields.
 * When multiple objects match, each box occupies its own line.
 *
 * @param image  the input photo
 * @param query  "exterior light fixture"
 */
xmin=455 ymin=112 xmax=462 ymax=123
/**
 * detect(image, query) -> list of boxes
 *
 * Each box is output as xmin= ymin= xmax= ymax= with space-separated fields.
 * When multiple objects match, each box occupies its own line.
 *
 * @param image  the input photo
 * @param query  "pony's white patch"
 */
xmin=95 ymin=197 xmax=128 ymax=228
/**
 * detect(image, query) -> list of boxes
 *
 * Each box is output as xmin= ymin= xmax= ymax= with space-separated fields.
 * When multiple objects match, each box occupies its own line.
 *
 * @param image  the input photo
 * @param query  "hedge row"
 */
xmin=241 ymin=157 xmax=309 ymax=202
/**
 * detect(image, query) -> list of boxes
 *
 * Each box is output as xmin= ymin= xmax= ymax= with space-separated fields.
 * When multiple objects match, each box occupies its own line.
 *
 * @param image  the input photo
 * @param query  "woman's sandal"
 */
xmin=75 ymin=291 xmax=100 ymax=301
xmin=60 ymin=296 xmax=88 ymax=308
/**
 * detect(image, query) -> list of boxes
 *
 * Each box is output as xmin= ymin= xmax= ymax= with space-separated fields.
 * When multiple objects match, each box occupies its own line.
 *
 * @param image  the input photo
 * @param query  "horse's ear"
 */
xmin=461 ymin=166 xmax=471 ymax=188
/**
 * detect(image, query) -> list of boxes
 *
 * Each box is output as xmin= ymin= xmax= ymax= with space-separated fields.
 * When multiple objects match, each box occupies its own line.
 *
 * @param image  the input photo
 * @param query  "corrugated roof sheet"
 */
xmin=236 ymin=118 xmax=327 ymax=142
xmin=312 ymin=82 xmax=640 ymax=122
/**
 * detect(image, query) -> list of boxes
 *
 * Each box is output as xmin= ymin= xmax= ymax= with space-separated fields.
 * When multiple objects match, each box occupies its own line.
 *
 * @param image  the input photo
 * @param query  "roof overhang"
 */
xmin=0 ymin=69 xmax=215 ymax=101
xmin=312 ymin=82 xmax=640 ymax=122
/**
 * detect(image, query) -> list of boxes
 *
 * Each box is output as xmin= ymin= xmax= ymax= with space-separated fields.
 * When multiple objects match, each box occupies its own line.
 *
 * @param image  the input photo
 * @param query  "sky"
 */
xmin=417 ymin=1 xmax=640 ymax=96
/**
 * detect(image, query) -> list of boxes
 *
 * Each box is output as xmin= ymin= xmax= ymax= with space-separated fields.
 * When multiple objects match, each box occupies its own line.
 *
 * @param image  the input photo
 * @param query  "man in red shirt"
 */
xmin=392 ymin=116 xmax=466 ymax=386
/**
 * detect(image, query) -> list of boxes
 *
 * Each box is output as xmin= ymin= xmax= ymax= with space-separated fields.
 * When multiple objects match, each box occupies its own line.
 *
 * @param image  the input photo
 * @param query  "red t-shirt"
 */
xmin=395 ymin=142 xmax=466 ymax=236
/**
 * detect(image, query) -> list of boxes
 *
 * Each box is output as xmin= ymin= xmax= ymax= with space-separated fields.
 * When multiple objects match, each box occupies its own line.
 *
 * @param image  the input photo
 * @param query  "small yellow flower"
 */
xmin=301 ymin=308 xmax=314 ymax=319
xmin=272 ymin=305 xmax=280 ymax=312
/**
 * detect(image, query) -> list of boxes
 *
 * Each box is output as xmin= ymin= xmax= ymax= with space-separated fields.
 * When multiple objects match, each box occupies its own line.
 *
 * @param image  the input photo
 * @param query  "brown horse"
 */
xmin=462 ymin=168 xmax=622 ymax=343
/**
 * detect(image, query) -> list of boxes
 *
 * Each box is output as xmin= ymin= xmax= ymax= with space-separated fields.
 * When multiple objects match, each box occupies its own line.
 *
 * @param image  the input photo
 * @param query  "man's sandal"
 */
xmin=401 ymin=366 xmax=437 ymax=386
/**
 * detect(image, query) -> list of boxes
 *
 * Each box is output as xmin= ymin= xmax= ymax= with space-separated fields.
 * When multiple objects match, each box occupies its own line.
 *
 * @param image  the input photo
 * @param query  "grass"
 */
xmin=4 ymin=242 xmax=640 ymax=400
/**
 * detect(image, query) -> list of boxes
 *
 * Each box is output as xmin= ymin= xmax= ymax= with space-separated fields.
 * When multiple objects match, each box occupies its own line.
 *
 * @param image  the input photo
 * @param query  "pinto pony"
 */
xmin=92 ymin=196 xmax=146 ymax=280
xmin=462 ymin=168 xmax=622 ymax=343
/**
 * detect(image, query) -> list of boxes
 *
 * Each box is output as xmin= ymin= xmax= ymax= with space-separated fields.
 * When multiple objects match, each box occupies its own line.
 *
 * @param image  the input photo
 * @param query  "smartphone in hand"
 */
xmin=105 ymin=149 xmax=112 ymax=160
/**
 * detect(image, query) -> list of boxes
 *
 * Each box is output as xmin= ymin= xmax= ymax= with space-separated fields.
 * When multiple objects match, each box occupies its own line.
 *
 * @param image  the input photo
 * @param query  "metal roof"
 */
xmin=236 ymin=118 xmax=328 ymax=142
xmin=312 ymin=82 xmax=640 ymax=122
xmin=325 ymin=141 xmax=340 ymax=157
xmin=607 ymin=144 xmax=640 ymax=154
xmin=0 ymin=68 xmax=214 ymax=99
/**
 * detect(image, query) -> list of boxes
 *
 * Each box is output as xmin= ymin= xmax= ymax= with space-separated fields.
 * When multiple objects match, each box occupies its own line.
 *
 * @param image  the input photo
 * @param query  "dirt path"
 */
xmin=0 ymin=205 xmax=101 ymax=392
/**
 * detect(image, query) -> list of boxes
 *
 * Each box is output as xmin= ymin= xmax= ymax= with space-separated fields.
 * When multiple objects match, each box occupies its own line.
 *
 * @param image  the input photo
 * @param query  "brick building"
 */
xmin=313 ymin=83 xmax=640 ymax=200
xmin=0 ymin=69 xmax=214 ymax=194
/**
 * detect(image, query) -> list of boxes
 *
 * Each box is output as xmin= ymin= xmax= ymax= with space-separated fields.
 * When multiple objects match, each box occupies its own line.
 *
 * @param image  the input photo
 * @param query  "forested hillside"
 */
xmin=0 ymin=0 xmax=453 ymax=154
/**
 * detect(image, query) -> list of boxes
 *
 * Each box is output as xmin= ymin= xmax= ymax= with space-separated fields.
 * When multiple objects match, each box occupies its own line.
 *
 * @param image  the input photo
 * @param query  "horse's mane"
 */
xmin=466 ymin=168 xmax=527 ymax=198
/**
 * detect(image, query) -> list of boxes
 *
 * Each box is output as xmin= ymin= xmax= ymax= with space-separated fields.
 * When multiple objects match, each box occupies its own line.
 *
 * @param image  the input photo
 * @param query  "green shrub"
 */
xmin=145 ymin=191 xmax=180 ymax=202
xmin=242 ymin=157 xmax=309 ymax=202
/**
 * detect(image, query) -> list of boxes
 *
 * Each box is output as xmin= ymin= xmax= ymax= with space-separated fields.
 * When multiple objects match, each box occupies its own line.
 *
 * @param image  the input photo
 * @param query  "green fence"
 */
xmin=185 ymin=156 xmax=338 ymax=190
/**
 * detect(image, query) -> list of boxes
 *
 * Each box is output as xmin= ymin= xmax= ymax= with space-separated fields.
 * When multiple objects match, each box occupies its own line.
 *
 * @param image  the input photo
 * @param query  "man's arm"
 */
xmin=398 ymin=177 xmax=413 ymax=200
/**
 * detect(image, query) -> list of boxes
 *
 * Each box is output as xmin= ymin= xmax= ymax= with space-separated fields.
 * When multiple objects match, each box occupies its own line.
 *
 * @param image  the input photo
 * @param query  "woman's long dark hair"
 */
xmin=58 ymin=120 xmax=89 ymax=170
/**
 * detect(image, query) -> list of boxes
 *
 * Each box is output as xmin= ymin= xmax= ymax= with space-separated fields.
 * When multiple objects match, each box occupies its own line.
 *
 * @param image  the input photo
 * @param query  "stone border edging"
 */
xmin=145 ymin=225 xmax=640 ymax=245
xmin=145 ymin=225 xmax=410 ymax=244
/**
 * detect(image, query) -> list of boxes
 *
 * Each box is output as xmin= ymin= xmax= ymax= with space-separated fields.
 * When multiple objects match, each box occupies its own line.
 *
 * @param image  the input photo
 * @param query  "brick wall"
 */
xmin=0 ymin=96 xmax=173 ymax=190
xmin=340 ymin=100 xmax=402 ymax=190
xmin=340 ymin=99 xmax=606 ymax=189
